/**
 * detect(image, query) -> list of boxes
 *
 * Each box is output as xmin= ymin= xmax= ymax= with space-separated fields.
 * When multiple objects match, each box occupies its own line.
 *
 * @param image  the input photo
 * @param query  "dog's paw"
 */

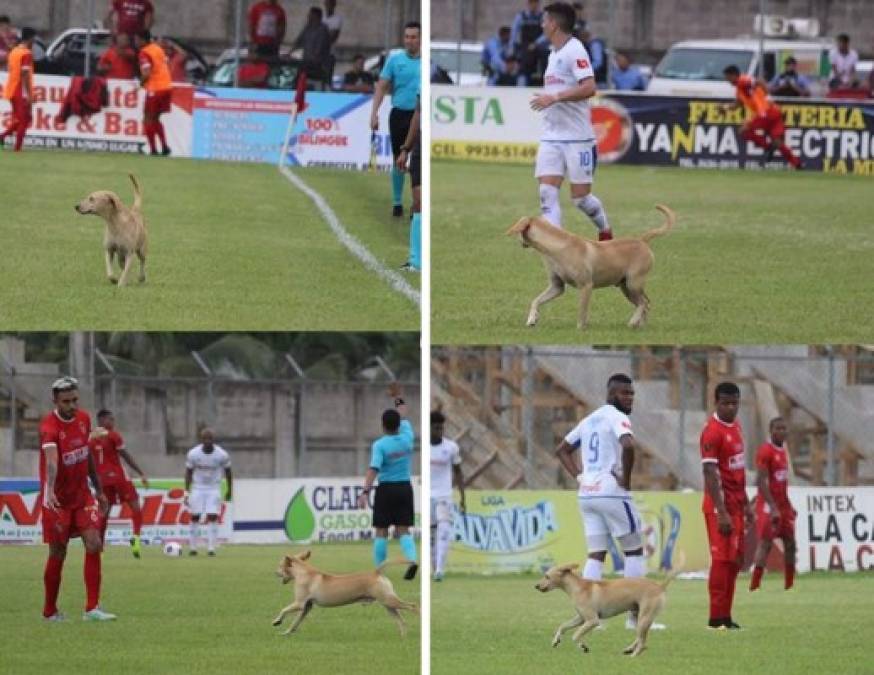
xmin=108 ymin=277 xmax=118 ymax=285
xmin=526 ymin=314 xmax=538 ymax=327
xmin=271 ymin=617 xmax=283 ymax=627
xmin=578 ymin=642 xmax=589 ymax=653
xmin=551 ymin=636 xmax=561 ymax=648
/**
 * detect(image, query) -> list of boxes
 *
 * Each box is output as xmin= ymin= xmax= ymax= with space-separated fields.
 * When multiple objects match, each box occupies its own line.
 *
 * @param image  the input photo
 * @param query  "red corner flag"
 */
xmin=294 ymin=70 xmax=308 ymax=112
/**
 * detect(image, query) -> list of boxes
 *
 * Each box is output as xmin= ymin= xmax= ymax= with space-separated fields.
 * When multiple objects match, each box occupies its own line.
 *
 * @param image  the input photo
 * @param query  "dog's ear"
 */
xmin=559 ymin=563 xmax=580 ymax=575
xmin=299 ymin=549 xmax=312 ymax=561
xmin=108 ymin=194 xmax=121 ymax=211
xmin=283 ymin=555 xmax=292 ymax=564
xmin=506 ymin=217 xmax=531 ymax=236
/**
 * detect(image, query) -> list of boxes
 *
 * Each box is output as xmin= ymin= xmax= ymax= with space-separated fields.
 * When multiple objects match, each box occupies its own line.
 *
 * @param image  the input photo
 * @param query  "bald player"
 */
xmin=184 ymin=428 xmax=232 ymax=556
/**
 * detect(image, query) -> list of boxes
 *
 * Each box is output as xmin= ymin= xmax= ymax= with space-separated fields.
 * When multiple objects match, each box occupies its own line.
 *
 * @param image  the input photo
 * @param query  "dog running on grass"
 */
xmin=74 ymin=173 xmax=147 ymax=287
xmin=506 ymin=204 xmax=675 ymax=330
xmin=535 ymin=553 xmax=684 ymax=657
xmin=273 ymin=550 xmax=419 ymax=637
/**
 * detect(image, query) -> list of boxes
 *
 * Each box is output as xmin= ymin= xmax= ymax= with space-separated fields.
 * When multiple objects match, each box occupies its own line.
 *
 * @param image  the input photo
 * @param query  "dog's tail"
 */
xmin=659 ymin=551 xmax=686 ymax=589
xmin=129 ymin=174 xmax=143 ymax=211
xmin=639 ymin=204 xmax=675 ymax=243
xmin=376 ymin=558 xmax=414 ymax=575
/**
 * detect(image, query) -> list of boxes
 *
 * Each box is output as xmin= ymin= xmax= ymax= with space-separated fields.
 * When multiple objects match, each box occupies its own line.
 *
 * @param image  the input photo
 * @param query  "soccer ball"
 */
xmin=163 ymin=542 xmax=183 ymax=557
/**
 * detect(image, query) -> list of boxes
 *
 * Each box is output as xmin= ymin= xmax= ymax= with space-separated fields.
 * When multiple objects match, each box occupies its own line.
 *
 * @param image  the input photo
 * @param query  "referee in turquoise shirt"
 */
xmin=358 ymin=383 xmax=418 ymax=580
xmin=370 ymin=21 xmax=421 ymax=219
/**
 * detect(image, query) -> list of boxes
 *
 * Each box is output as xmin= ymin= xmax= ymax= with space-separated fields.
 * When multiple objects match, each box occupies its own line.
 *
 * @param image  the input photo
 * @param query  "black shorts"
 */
xmin=409 ymin=144 xmax=421 ymax=189
xmin=389 ymin=107 xmax=415 ymax=157
xmin=372 ymin=481 xmax=415 ymax=528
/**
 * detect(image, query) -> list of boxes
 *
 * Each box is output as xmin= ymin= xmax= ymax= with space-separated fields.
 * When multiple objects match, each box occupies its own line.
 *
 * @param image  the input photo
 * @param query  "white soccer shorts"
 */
xmin=430 ymin=497 xmax=454 ymax=524
xmin=189 ymin=488 xmax=223 ymax=516
xmin=535 ymin=140 xmax=596 ymax=184
xmin=578 ymin=495 xmax=642 ymax=550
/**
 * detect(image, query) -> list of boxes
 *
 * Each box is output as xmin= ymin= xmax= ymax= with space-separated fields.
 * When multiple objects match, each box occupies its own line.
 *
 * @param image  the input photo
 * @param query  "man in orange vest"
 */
xmin=134 ymin=30 xmax=173 ymax=155
xmin=723 ymin=65 xmax=802 ymax=170
xmin=1 ymin=27 xmax=36 ymax=152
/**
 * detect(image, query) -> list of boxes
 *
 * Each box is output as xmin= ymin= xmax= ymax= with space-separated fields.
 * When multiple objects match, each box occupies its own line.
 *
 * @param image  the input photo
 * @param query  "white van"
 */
xmin=647 ymin=38 xmax=832 ymax=97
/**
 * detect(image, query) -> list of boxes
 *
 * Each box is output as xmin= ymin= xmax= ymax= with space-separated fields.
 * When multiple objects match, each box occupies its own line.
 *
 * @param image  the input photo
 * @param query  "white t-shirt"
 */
xmin=829 ymin=47 xmax=858 ymax=84
xmin=186 ymin=444 xmax=231 ymax=490
xmin=430 ymin=438 xmax=461 ymax=500
xmin=540 ymin=36 xmax=595 ymax=142
xmin=564 ymin=404 xmax=633 ymax=495
xmin=323 ymin=13 xmax=343 ymax=34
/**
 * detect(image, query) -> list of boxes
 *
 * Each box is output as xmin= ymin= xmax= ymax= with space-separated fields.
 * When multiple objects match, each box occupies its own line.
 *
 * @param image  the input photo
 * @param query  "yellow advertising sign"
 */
xmin=448 ymin=490 xmax=709 ymax=575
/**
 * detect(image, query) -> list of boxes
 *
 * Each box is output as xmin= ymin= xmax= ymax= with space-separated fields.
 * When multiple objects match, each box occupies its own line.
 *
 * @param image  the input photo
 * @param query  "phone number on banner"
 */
xmin=432 ymin=141 xmax=538 ymax=163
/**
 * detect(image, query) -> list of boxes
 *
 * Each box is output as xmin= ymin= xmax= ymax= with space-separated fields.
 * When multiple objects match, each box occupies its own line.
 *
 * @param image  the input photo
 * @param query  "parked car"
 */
xmin=38 ymin=28 xmax=208 ymax=83
xmin=431 ymin=41 xmax=486 ymax=86
xmin=206 ymin=48 xmax=310 ymax=90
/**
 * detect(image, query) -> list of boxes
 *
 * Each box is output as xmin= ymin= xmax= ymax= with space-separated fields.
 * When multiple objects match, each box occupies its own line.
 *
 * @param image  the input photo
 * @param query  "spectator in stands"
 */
xmin=611 ymin=52 xmax=646 ymax=91
xmin=293 ymin=6 xmax=332 ymax=87
xmin=248 ymin=0 xmax=287 ymax=58
xmin=512 ymin=0 xmax=547 ymax=86
xmin=0 ymin=15 xmax=18 ymax=67
xmin=481 ymin=26 xmax=514 ymax=85
xmin=161 ymin=39 xmax=188 ymax=83
xmin=768 ymin=56 xmax=810 ymax=97
xmin=572 ymin=2 xmax=587 ymax=40
xmin=323 ymin=0 xmax=343 ymax=46
xmin=97 ymin=32 xmax=137 ymax=79
xmin=581 ymin=28 xmax=607 ymax=86
xmin=237 ymin=47 xmax=270 ymax=88
xmin=106 ymin=0 xmax=154 ymax=38
xmin=494 ymin=55 xmax=522 ymax=86
xmin=342 ymin=53 xmax=374 ymax=93
xmin=828 ymin=34 xmax=859 ymax=90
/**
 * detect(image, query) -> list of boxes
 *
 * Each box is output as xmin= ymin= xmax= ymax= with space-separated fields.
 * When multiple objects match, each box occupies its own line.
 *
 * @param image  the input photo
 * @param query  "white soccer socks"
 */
xmin=435 ymin=520 xmax=452 ymax=575
xmin=582 ymin=558 xmax=604 ymax=580
xmin=573 ymin=193 xmax=610 ymax=233
xmin=539 ymin=183 xmax=562 ymax=227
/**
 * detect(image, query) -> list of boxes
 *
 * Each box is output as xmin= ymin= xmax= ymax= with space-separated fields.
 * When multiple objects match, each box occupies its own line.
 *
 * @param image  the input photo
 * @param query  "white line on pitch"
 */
xmin=278 ymin=165 xmax=421 ymax=307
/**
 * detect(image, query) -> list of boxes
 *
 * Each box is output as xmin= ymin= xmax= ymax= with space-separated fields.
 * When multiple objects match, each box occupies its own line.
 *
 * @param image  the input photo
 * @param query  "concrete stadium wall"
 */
xmin=431 ymin=0 xmax=874 ymax=61
xmin=3 ymin=0 xmax=421 ymax=57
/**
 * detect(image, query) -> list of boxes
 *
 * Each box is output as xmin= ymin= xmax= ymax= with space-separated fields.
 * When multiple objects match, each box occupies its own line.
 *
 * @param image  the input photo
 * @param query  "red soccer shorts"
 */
xmin=144 ymin=89 xmax=172 ymax=116
xmin=745 ymin=106 xmax=785 ymax=139
xmin=102 ymin=480 xmax=139 ymax=506
xmin=704 ymin=511 xmax=745 ymax=564
xmin=756 ymin=507 xmax=796 ymax=540
xmin=41 ymin=493 xmax=103 ymax=544
xmin=6 ymin=96 xmax=32 ymax=128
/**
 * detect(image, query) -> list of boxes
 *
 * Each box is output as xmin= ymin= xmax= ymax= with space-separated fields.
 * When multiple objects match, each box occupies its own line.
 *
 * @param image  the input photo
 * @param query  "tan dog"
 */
xmin=273 ymin=550 xmax=419 ymax=637
xmin=506 ymin=205 xmax=675 ymax=330
xmin=75 ymin=173 xmax=148 ymax=286
xmin=534 ymin=556 xmax=683 ymax=657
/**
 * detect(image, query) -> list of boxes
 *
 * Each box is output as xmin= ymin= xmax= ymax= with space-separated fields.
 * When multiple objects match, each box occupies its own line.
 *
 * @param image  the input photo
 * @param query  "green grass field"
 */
xmin=431 ymin=571 xmax=873 ymax=675
xmin=432 ymin=161 xmax=874 ymax=344
xmin=0 ymin=543 xmax=420 ymax=675
xmin=0 ymin=152 xmax=418 ymax=330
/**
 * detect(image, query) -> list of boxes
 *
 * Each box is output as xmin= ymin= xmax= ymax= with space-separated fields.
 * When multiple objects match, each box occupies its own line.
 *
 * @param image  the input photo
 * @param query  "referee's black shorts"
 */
xmin=372 ymin=480 xmax=415 ymax=528
xmin=409 ymin=143 xmax=421 ymax=189
xmin=389 ymin=107 xmax=415 ymax=157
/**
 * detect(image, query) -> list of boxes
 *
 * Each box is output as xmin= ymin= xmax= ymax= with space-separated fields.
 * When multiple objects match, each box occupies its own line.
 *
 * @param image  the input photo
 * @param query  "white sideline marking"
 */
xmin=278 ymin=165 xmax=420 ymax=307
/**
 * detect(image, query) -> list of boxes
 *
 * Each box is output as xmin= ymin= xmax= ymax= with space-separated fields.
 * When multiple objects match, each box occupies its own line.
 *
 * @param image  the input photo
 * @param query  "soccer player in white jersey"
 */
xmin=555 ymin=373 xmax=664 ymax=630
xmin=430 ymin=411 xmax=465 ymax=582
xmin=184 ymin=428 xmax=233 ymax=556
xmin=530 ymin=2 xmax=612 ymax=240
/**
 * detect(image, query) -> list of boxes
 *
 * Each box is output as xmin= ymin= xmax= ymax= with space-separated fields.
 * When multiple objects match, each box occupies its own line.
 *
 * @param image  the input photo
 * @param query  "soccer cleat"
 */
xmin=433 ymin=571 xmax=444 ymax=582
xmin=43 ymin=612 xmax=66 ymax=622
xmin=207 ymin=550 xmax=216 ymax=557
xmin=189 ymin=549 xmax=198 ymax=556
xmin=707 ymin=618 xmax=728 ymax=630
xmin=392 ymin=204 xmax=404 ymax=218
xmin=403 ymin=563 xmax=418 ymax=580
xmin=83 ymin=607 xmax=117 ymax=621
xmin=726 ymin=620 xmax=743 ymax=630
xmin=399 ymin=262 xmax=419 ymax=272
xmin=161 ymin=146 xmax=172 ymax=157
xmin=598 ymin=230 xmax=613 ymax=241
xmin=130 ymin=536 xmax=141 ymax=559
xmin=764 ymin=144 xmax=777 ymax=162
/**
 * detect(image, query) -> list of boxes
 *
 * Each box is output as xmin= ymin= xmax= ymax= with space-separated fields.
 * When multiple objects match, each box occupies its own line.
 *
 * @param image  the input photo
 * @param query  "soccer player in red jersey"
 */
xmin=700 ymin=381 xmax=753 ymax=630
xmin=106 ymin=0 xmax=154 ymax=38
xmin=90 ymin=409 xmax=150 ymax=558
xmin=39 ymin=377 xmax=116 ymax=621
xmin=97 ymin=32 xmax=138 ymax=80
xmin=750 ymin=417 xmax=797 ymax=591
xmin=723 ymin=64 xmax=802 ymax=170
xmin=0 ymin=27 xmax=35 ymax=152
